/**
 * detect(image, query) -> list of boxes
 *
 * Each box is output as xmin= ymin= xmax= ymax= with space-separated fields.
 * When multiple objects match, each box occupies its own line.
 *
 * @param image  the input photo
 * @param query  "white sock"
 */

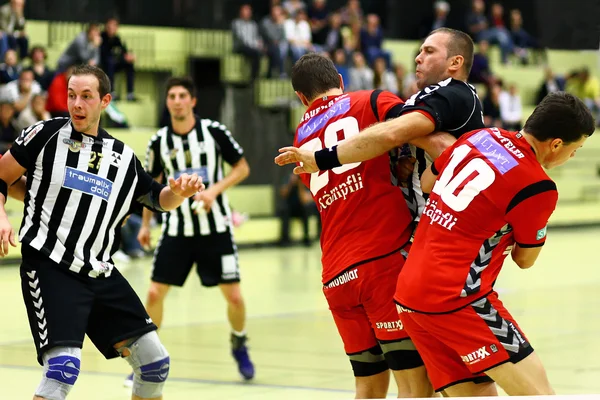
xmin=231 ymin=330 xmax=246 ymax=337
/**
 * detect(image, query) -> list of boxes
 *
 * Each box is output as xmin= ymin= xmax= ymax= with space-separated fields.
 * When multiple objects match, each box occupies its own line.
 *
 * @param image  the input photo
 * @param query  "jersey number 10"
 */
xmin=299 ymin=117 xmax=362 ymax=195
xmin=432 ymin=144 xmax=495 ymax=212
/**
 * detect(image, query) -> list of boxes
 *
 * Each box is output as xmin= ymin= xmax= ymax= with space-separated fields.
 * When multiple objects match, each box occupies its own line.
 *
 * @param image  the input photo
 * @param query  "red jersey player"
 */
xmin=395 ymin=92 xmax=595 ymax=397
xmin=290 ymin=53 xmax=433 ymax=398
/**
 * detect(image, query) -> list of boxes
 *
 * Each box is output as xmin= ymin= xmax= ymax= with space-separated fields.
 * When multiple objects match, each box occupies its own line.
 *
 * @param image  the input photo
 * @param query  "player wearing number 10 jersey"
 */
xmin=395 ymin=92 xmax=595 ymax=397
xmin=291 ymin=54 xmax=433 ymax=398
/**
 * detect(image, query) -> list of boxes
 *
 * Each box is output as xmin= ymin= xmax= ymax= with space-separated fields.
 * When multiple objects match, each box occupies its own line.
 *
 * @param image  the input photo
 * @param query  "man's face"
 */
xmin=68 ymin=74 xmax=109 ymax=134
xmin=543 ymin=136 xmax=588 ymax=169
xmin=106 ymin=19 xmax=119 ymax=37
xmin=18 ymin=70 xmax=34 ymax=93
xmin=414 ymin=32 xmax=453 ymax=89
xmin=166 ymin=86 xmax=196 ymax=122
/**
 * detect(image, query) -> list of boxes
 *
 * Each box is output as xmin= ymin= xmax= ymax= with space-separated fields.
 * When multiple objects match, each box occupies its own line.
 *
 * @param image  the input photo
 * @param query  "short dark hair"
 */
xmin=291 ymin=53 xmax=341 ymax=102
xmin=165 ymin=76 xmax=197 ymax=98
xmin=68 ymin=64 xmax=112 ymax=98
xmin=87 ymin=22 xmax=100 ymax=34
xmin=428 ymin=28 xmax=474 ymax=76
xmin=524 ymin=92 xmax=595 ymax=143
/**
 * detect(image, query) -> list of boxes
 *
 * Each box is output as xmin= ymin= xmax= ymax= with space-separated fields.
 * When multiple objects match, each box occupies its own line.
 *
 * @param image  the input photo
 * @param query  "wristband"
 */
xmin=315 ymin=145 xmax=342 ymax=171
xmin=0 ymin=178 xmax=7 ymax=201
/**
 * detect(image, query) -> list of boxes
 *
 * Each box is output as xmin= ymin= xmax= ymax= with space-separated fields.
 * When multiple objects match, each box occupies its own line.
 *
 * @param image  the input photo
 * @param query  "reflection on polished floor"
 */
xmin=0 ymin=227 xmax=599 ymax=399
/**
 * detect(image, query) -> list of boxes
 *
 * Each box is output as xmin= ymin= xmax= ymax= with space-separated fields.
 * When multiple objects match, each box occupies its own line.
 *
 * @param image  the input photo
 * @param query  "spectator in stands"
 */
xmin=469 ymin=40 xmax=493 ymax=85
xmin=0 ymin=49 xmax=20 ymax=84
xmin=333 ymin=48 xmax=350 ymax=88
xmin=536 ymin=67 xmax=565 ymax=104
xmin=482 ymin=80 xmax=502 ymax=127
xmin=0 ymin=68 xmax=40 ymax=114
xmin=419 ymin=1 xmax=450 ymax=39
xmin=308 ymin=0 xmax=329 ymax=46
xmin=101 ymin=17 xmax=136 ymax=101
xmin=45 ymin=64 xmax=74 ymax=118
xmin=340 ymin=0 xmax=363 ymax=27
xmin=285 ymin=9 xmax=313 ymax=64
xmin=499 ymin=83 xmax=522 ymax=131
xmin=261 ymin=5 xmax=288 ymax=78
xmin=510 ymin=9 xmax=545 ymax=65
xmin=232 ymin=4 xmax=265 ymax=82
xmin=0 ymin=0 xmax=28 ymax=59
xmin=57 ymin=23 xmax=102 ymax=72
xmin=0 ymin=100 xmax=17 ymax=154
xmin=466 ymin=0 xmax=513 ymax=65
xmin=278 ymin=172 xmax=316 ymax=247
xmin=15 ymin=92 xmax=49 ymax=131
xmin=348 ymin=51 xmax=373 ymax=91
xmin=373 ymin=56 xmax=397 ymax=93
xmin=29 ymin=46 xmax=54 ymax=91
xmin=578 ymin=67 xmax=600 ymax=124
xmin=322 ymin=12 xmax=343 ymax=54
xmin=360 ymin=14 xmax=391 ymax=68
xmin=283 ymin=0 xmax=306 ymax=17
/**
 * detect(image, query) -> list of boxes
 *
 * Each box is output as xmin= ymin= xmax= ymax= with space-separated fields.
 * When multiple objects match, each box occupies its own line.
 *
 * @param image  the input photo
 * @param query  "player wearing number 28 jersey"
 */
xmin=395 ymin=92 xmax=595 ymax=396
xmin=291 ymin=54 xmax=433 ymax=398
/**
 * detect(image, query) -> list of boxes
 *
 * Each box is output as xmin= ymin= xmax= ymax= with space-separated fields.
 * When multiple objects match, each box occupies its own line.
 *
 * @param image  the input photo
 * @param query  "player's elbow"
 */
xmin=236 ymin=158 xmax=250 ymax=180
xmin=512 ymin=254 xmax=535 ymax=269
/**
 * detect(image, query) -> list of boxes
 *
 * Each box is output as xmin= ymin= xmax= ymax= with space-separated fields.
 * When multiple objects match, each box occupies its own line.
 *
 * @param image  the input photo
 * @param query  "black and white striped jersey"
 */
xmin=10 ymin=118 xmax=165 ymax=277
xmin=145 ymin=118 xmax=244 ymax=237
xmin=400 ymin=78 xmax=485 ymax=220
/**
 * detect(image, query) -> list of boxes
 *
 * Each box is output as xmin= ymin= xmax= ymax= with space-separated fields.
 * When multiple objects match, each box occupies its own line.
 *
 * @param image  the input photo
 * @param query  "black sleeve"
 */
xmin=10 ymin=119 xmax=66 ymax=170
xmin=401 ymin=79 xmax=477 ymax=132
xmin=207 ymin=121 xmax=244 ymax=166
xmin=133 ymin=156 xmax=167 ymax=213
xmin=144 ymin=135 xmax=164 ymax=179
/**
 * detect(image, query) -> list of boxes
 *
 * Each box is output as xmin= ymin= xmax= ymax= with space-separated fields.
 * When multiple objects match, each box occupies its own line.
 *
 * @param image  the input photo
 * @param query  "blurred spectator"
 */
xmin=45 ymin=65 xmax=74 ymax=118
xmin=348 ymin=51 xmax=373 ymax=91
xmin=120 ymin=211 xmax=146 ymax=259
xmin=393 ymin=63 xmax=406 ymax=99
xmin=57 ymin=23 xmax=102 ymax=72
xmin=283 ymin=0 xmax=306 ymax=17
xmin=322 ymin=12 xmax=343 ymax=54
xmin=15 ymin=92 xmax=49 ymax=131
xmin=509 ymin=9 xmax=545 ymax=65
xmin=261 ymin=5 xmax=288 ymax=78
xmin=332 ymin=48 xmax=350 ymax=88
xmin=0 ymin=68 xmax=40 ymax=113
xmin=0 ymin=0 xmax=28 ymax=59
xmin=101 ymin=17 xmax=136 ymax=101
xmin=466 ymin=0 xmax=513 ymax=64
xmin=29 ymin=46 xmax=54 ymax=91
xmin=419 ymin=1 xmax=450 ymax=39
xmin=482 ymin=81 xmax=502 ymax=127
xmin=499 ymin=83 xmax=522 ymax=131
xmin=360 ymin=14 xmax=391 ymax=68
xmin=536 ymin=67 xmax=565 ymax=104
xmin=278 ymin=172 xmax=317 ymax=247
xmin=578 ymin=68 xmax=600 ymax=124
xmin=0 ymin=101 xmax=17 ymax=154
xmin=469 ymin=40 xmax=493 ymax=85
xmin=285 ymin=9 xmax=312 ymax=64
xmin=340 ymin=0 xmax=363 ymax=27
xmin=308 ymin=0 xmax=329 ymax=46
xmin=0 ymin=49 xmax=20 ymax=84
xmin=232 ymin=4 xmax=265 ymax=82
xmin=372 ymin=56 xmax=397 ymax=93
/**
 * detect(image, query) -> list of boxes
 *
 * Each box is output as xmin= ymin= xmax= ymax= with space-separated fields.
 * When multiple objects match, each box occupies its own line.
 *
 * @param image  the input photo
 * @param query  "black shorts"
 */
xmin=152 ymin=232 xmax=240 ymax=287
xmin=20 ymin=252 xmax=157 ymax=365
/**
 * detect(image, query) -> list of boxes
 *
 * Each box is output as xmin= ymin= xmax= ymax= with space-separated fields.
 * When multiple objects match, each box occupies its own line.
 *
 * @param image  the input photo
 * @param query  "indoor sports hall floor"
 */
xmin=0 ymin=227 xmax=599 ymax=399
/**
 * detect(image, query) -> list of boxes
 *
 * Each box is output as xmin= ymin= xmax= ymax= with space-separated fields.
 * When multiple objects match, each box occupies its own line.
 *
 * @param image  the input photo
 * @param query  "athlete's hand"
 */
xmin=275 ymin=146 xmax=318 ymax=174
xmin=137 ymin=225 xmax=151 ymax=250
xmin=192 ymin=187 xmax=218 ymax=214
xmin=0 ymin=217 xmax=17 ymax=257
xmin=396 ymin=156 xmax=416 ymax=187
xmin=169 ymin=173 xmax=205 ymax=198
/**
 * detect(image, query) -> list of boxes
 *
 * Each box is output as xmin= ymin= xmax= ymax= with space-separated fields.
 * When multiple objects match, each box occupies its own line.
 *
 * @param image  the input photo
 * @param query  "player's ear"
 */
xmin=549 ymin=138 xmax=563 ymax=152
xmin=338 ymin=74 xmax=345 ymax=92
xmin=101 ymin=92 xmax=112 ymax=109
xmin=449 ymin=55 xmax=464 ymax=73
xmin=295 ymin=91 xmax=309 ymax=107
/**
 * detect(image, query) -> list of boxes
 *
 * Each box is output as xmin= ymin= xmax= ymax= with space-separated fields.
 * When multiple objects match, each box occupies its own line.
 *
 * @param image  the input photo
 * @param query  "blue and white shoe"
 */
xmin=123 ymin=372 xmax=134 ymax=388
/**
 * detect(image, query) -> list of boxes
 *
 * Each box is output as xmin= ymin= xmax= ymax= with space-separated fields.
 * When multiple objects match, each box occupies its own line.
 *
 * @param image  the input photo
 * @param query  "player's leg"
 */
xmin=145 ymin=282 xmax=171 ymax=329
xmin=87 ymin=267 xmax=169 ymax=400
xmin=20 ymin=256 xmax=93 ymax=400
xmin=483 ymin=351 xmax=553 ymax=395
xmin=218 ymin=282 xmax=245 ymax=333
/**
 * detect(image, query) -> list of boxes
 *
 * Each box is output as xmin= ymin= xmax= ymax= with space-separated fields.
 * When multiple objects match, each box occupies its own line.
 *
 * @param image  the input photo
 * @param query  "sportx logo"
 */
xmin=376 ymin=320 xmax=403 ymax=331
xmin=461 ymin=346 xmax=491 ymax=365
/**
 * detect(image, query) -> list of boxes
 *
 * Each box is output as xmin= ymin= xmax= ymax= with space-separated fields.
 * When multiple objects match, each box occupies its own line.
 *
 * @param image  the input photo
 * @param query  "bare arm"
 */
xmin=194 ymin=158 xmax=250 ymax=213
xmin=8 ymin=176 xmax=26 ymax=202
xmin=409 ymin=132 xmax=457 ymax=160
xmin=0 ymin=151 xmax=27 ymax=256
xmin=511 ymin=244 xmax=543 ymax=269
xmin=420 ymin=166 xmax=437 ymax=194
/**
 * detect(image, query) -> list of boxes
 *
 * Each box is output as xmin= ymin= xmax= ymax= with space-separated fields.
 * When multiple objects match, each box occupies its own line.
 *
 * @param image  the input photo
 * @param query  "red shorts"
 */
xmin=397 ymin=292 xmax=534 ymax=392
xmin=323 ymin=249 xmax=410 ymax=355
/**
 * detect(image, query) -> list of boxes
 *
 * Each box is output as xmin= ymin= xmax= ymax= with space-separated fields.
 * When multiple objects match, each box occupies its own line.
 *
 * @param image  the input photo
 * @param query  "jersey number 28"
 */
xmin=299 ymin=117 xmax=361 ymax=195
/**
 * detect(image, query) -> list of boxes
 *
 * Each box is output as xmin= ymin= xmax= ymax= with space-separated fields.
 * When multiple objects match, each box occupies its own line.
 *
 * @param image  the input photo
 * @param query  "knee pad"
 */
xmin=35 ymin=346 xmax=81 ymax=400
xmin=348 ymin=345 xmax=388 ymax=377
xmin=120 ymin=331 xmax=170 ymax=399
xmin=379 ymin=340 xmax=424 ymax=370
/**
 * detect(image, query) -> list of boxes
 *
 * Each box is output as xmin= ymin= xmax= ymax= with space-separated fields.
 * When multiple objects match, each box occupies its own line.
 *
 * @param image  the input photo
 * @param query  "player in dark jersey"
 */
xmin=275 ymin=28 xmax=482 ymax=183
xmin=290 ymin=53 xmax=434 ymax=398
xmin=396 ymin=92 xmax=595 ymax=396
